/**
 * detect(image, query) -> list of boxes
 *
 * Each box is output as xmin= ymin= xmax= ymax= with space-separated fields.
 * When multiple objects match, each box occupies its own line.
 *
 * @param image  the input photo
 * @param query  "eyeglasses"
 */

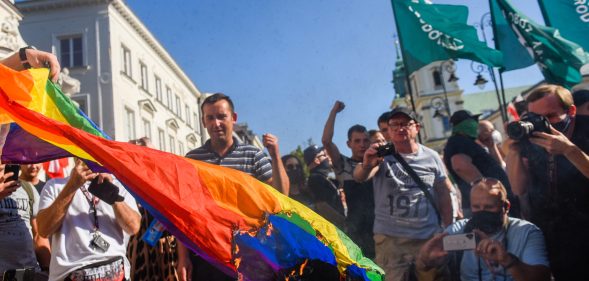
xmin=388 ymin=122 xmax=416 ymax=130
xmin=286 ymin=164 xmax=300 ymax=170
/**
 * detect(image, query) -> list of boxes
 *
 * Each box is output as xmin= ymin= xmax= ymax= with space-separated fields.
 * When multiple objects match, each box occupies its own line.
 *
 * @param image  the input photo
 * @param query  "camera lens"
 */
xmin=507 ymin=121 xmax=534 ymax=140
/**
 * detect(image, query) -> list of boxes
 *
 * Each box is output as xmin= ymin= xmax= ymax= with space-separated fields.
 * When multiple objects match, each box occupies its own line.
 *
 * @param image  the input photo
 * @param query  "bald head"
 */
xmin=478 ymin=120 xmax=494 ymax=141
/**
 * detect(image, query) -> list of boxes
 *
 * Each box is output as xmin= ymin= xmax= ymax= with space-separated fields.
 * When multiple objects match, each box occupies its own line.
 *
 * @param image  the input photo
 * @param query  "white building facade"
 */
xmin=17 ymin=0 xmax=204 ymax=154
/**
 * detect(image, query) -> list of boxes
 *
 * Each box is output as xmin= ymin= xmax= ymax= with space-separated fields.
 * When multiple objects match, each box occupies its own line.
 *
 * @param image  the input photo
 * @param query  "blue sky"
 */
xmin=125 ymin=0 xmax=545 ymax=154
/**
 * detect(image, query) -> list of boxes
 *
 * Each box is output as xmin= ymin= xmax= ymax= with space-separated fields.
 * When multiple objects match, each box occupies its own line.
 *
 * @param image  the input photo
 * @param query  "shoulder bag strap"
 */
xmin=391 ymin=152 xmax=442 ymax=225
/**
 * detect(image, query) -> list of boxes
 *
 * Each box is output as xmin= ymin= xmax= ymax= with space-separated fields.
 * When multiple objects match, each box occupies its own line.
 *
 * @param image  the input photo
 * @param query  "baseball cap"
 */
xmin=303 ymin=145 xmax=323 ymax=165
xmin=573 ymin=89 xmax=589 ymax=107
xmin=450 ymin=110 xmax=481 ymax=126
xmin=389 ymin=107 xmax=418 ymax=121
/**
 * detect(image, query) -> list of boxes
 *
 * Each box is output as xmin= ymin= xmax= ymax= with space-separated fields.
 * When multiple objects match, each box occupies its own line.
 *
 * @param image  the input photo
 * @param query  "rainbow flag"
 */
xmin=0 ymin=66 xmax=109 ymax=166
xmin=0 ymin=65 xmax=383 ymax=280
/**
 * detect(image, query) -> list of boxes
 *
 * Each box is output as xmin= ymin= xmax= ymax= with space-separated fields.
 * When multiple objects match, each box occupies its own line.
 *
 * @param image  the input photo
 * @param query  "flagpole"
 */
xmin=391 ymin=1 xmax=422 ymax=143
xmin=476 ymin=12 xmax=507 ymax=123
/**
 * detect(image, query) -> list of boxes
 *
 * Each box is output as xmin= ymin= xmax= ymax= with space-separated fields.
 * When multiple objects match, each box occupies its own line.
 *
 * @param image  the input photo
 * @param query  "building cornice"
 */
xmin=2 ymin=0 xmax=23 ymax=17
xmin=17 ymin=0 xmax=201 ymax=99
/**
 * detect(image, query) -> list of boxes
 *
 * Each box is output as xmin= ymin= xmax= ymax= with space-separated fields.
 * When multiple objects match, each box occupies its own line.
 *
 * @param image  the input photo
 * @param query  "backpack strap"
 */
xmin=19 ymin=180 xmax=35 ymax=218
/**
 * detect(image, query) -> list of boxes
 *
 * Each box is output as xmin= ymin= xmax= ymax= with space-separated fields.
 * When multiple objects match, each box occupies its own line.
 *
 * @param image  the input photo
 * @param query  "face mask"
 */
xmin=452 ymin=119 xmax=479 ymax=139
xmin=464 ymin=210 xmax=505 ymax=234
xmin=312 ymin=159 xmax=332 ymax=177
xmin=286 ymin=170 xmax=304 ymax=185
xmin=552 ymin=114 xmax=571 ymax=133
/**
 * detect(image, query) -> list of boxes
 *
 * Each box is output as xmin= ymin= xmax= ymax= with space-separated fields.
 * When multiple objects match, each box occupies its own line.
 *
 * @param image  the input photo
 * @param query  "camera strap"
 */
xmin=391 ymin=152 xmax=442 ymax=225
xmin=81 ymin=186 xmax=100 ymax=231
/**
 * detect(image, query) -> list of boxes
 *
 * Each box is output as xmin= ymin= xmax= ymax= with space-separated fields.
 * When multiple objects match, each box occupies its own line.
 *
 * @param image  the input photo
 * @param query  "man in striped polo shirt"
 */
xmin=177 ymin=93 xmax=289 ymax=281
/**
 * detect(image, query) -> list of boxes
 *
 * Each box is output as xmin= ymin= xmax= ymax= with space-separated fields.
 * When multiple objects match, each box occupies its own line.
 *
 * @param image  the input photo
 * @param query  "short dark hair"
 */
xmin=201 ymin=93 xmax=235 ymax=113
xmin=347 ymin=124 xmax=367 ymax=140
xmin=377 ymin=111 xmax=392 ymax=125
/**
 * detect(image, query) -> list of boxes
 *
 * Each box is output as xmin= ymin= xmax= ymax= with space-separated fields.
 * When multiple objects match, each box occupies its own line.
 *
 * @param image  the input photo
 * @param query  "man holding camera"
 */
xmin=506 ymin=84 xmax=589 ymax=280
xmin=354 ymin=107 xmax=453 ymax=281
xmin=37 ymin=160 xmax=141 ymax=281
xmin=416 ymin=178 xmax=550 ymax=281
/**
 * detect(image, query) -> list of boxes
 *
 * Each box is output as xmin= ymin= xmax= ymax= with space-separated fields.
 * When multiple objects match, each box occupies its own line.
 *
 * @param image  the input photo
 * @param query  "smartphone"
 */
xmin=4 ymin=164 xmax=20 ymax=183
xmin=443 ymin=232 xmax=477 ymax=251
xmin=2 ymin=268 xmax=34 ymax=281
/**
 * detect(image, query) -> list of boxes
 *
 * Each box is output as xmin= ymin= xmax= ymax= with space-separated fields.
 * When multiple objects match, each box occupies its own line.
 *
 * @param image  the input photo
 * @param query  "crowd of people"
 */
xmin=2 ymin=49 xmax=589 ymax=281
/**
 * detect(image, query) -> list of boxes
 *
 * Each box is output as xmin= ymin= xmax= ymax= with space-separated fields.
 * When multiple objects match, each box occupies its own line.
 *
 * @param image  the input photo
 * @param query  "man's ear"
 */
xmin=568 ymin=104 xmax=577 ymax=117
xmin=503 ymin=200 xmax=511 ymax=213
xmin=232 ymin=112 xmax=238 ymax=123
xmin=346 ymin=140 xmax=352 ymax=149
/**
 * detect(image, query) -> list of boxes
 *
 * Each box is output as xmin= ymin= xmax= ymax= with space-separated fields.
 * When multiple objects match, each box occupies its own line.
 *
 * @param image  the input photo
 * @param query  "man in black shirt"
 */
xmin=506 ymin=84 xmax=589 ymax=280
xmin=444 ymin=110 xmax=519 ymax=218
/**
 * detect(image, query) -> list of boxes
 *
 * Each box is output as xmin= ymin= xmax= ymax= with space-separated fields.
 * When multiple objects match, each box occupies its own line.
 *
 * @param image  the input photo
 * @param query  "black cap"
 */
xmin=450 ymin=110 xmax=481 ymax=125
xmin=573 ymin=89 xmax=589 ymax=107
xmin=303 ymin=145 xmax=322 ymax=165
xmin=389 ymin=107 xmax=418 ymax=121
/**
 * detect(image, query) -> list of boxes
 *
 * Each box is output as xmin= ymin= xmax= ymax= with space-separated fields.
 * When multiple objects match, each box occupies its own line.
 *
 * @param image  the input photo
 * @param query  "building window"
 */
xmin=142 ymin=119 xmax=152 ymax=140
xmin=442 ymin=116 xmax=451 ymax=132
xmin=433 ymin=70 xmax=442 ymax=88
xmin=122 ymin=46 xmax=132 ymax=77
xmin=158 ymin=128 xmax=165 ymax=151
xmin=60 ymin=36 xmax=83 ymax=68
xmin=166 ymin=87 xmax=172 ymax=109
xmin=178 ymin=141 xmax=184 ymax=156
xmin=124 ymin=107 xmax=136 ymax=140
xmin=193 ymin=112 xmax=200 ymax=134
xmin=185 ymin=105 xmax=192 ymax=128
xmin=169 ymin=135 xmax=176 ymax=153
xmin=175 ymin=95 xmax=181 ymax=118
xmin=140 ymin=62 xmax=148 ymax=91
xmin=155 ymin=76 xmax=162 ymax=102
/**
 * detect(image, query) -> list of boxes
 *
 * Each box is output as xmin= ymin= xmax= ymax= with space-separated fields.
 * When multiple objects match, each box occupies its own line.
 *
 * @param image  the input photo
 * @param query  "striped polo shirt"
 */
xmin=185 ymin=137 xmax=273 ymax=182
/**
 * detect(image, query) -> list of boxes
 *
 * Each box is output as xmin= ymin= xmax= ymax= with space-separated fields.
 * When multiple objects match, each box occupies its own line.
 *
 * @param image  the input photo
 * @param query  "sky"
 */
xmin=125 ymin=0 xmax=545 ymax=154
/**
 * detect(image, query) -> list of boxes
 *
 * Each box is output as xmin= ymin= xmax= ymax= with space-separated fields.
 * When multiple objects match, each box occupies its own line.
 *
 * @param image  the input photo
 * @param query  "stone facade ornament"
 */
xmin=0 ymin=14 xmax=23 ymax=52
xmin=57 ymin=68 xmax=81 ymax=97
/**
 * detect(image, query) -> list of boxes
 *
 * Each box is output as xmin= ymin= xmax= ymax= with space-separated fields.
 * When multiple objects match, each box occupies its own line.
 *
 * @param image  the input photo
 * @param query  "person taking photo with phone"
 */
xmin=416 ymin=178 xmax=550 ymax=281
xmin=36 ymin=159 xmax=140 ymax=281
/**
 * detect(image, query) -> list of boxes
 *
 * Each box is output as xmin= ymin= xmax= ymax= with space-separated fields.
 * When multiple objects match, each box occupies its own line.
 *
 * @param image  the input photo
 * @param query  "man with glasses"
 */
xmin=322 ymin=100 xmax=375 ymax=258
xmin=506 ymin=84 xmax=589 ymax=280
xmin=443 ymin=110 xmax=519 ymax=218
xmin=354 ymin=107 xmax=453 ymax=281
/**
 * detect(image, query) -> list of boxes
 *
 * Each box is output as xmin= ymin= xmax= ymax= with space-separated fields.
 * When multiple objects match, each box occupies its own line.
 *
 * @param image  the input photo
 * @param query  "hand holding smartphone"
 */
xmin=4 ymin=164 xmax=20 ymax=183
xmin=443 ymin=232 xmax=477 ymax=251
xmin=88 ymin=177 xmax=124 ymax=205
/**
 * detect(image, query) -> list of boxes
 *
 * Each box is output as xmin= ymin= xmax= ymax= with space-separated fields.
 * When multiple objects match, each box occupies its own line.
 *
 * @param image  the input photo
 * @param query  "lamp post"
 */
xmin=438 ymin=59 xmax=458 ymax=117
xmin=472 ymin=12 xmax=508 ymax=123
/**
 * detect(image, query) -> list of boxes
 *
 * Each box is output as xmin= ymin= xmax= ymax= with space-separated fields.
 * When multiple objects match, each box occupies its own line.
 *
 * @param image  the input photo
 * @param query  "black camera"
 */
xmin=506 ymin=112 xmax=551 ymax=141
xmin=376 ymin=143 xmax=395 ymax=157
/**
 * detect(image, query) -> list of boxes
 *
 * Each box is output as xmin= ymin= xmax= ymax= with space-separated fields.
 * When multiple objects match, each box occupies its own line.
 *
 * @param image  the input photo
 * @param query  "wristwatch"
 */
xmin=18 ymin=46 xmax=36 ymax=69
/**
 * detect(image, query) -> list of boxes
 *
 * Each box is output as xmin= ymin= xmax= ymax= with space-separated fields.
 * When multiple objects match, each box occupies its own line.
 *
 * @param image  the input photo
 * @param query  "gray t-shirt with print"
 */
xmin=373 ymin=144 xmax=446 ymax=239
xmin=0 ymin=184 xmax=40 ymax=274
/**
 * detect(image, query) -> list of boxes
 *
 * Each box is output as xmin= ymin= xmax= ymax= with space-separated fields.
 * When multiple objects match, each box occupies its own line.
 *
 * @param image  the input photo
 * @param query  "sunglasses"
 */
xmin=286 ymin=164 xmax=300 ymax=170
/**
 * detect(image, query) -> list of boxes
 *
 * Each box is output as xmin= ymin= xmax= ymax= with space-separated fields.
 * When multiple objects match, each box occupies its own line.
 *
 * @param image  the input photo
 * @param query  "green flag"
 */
xmin=391 ymin=0 xmax=503 ymax=75
xmin=538 ymin=0 xmax=589 ymax=52
xmin=489 ymin=0 xmax=534 ymax=72
xmin=494 ymin=0 xmax=588 ymax=88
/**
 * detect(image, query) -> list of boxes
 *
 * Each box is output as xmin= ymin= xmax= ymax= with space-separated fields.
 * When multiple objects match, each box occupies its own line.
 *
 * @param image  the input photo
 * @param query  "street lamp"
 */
xmin=438 ymin=59 xmax=458 ymax=116
xmin=473 ymin=12 xmax=508 ymax=123
xmin=430 ymin=96 xmax=447 ymax=119
xmin=471 ymin=61 xmax=489 ymax=90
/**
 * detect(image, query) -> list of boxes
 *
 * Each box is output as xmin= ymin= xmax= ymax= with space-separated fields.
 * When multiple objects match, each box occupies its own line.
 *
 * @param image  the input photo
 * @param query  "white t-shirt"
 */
xmin=39 ymin=177 xmax=140 ymax=281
